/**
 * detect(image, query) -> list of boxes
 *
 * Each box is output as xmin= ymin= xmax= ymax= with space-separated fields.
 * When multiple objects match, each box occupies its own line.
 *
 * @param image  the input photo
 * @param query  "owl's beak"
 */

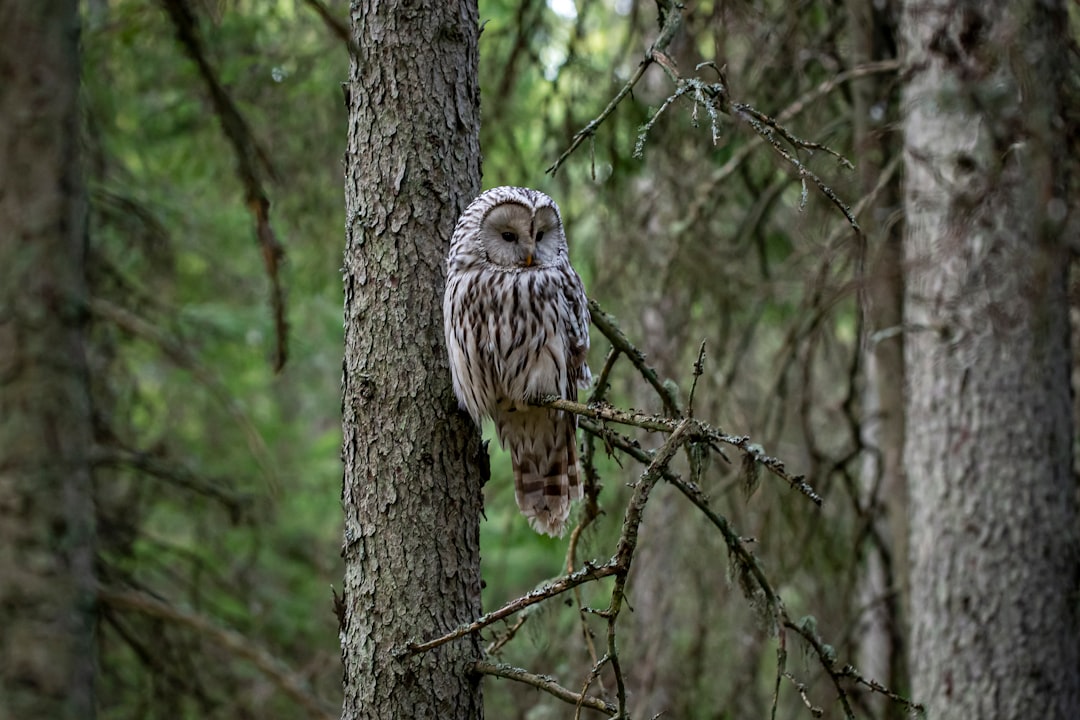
xmin=521 ymin=252 xmax=534 ymax=267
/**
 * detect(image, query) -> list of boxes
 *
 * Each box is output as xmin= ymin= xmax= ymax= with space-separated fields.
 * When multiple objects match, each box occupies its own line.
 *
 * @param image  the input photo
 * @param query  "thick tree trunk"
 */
xmin=340 ymin=1 xmax=485 ymax=718
xmin=902 ymin=0 xmax=1080 ymax=716
xmin=0 ymin=2 xmax=97 ymax=718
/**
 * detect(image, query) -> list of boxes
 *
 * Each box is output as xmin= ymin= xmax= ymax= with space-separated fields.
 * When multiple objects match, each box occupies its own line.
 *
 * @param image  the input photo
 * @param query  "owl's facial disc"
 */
xmin=482 ymin=202 xmax=562 ymax=269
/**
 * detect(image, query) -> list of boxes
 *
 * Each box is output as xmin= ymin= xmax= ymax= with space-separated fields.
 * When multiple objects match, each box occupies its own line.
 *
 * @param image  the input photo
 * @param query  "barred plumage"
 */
xmin=444 ymin=187 xmax=591 ymax=537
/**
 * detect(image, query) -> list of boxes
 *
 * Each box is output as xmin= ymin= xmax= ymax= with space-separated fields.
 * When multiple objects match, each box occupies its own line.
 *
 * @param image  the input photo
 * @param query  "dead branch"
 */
xmin=546 ymin=0 xmax=684 ymax=176
xmin=158 ymin=0 xmax=288 ymax=371
xmin=544 ymin=395 xmax=822 ymax=505
xmin=473 ymin=661 xmax=617 ymax=716
xmin=100 ymin=586 xmax=335 ymax=720
xmin=549 ymin=2 xmax=891 ymax=236
xmin=301 ymin=0 xmax=361 ymax=59
xmin=402 ymin=559 xmax=621 ymax=655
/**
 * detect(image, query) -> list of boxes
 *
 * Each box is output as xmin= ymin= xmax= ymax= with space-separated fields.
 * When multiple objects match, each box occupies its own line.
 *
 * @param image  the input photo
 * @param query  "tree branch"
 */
xmin=544 ymin=395 xmax=822 ymax=506
xmin=100 ymin=587 xmax=335 ymax=720
xmin=472 ymin=661 xmax=617 ymax=716
xmin=301 ymin=0 xmax=361 ymax=59
xmin=546 ymin=0 xmax=684 ymax=175
xmin=402 ymin=559 xmax=620 ymax=655
xmin=158 ymin=0 xmax=288 ymax=370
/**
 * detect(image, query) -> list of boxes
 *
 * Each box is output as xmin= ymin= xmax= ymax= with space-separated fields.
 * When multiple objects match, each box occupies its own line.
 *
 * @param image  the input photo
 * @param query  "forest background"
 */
xmin=2 ymin=0 xmax=1079 ymax=718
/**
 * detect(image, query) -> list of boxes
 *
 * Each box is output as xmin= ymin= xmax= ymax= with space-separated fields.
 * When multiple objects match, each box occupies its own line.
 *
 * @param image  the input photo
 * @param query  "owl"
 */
xmin=444 ymin=186 xmax=592 ymax=537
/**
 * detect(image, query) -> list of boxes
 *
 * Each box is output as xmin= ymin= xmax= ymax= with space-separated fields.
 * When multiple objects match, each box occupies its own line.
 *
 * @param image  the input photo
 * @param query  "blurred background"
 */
xmin=71 ymin=0 xmax=1042 ymax=717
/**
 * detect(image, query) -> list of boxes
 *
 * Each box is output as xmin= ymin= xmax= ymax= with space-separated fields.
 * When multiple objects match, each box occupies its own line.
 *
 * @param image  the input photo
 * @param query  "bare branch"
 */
xmin=473 ymin=661 xmax=617 ymax=716
xmin=403 ymin=559 xmax=620 ymax=655
xmin=158 ymin=0 xmax=288 ymax=370
xmin=301 ymin=0 xmax=361 ymax=58
xmin=100 ymin=587 xmax=335 ymax=720
xmin=484 ymin=615 xmax=528 ymax=657
xmin=589 ymin=299 xmax=682 ymax=416
xmin=547 ymin=0 xmax=684 ymax=175
xmin=545 ymin=396 xmax=823 ymax=505
xmin=542 ymin=395 xmax=679 ymax=434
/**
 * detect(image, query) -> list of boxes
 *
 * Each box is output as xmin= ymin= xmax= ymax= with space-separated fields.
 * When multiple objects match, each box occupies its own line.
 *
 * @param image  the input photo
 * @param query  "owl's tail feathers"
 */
xmin=507 ymin=412 xmax=583 ymax=538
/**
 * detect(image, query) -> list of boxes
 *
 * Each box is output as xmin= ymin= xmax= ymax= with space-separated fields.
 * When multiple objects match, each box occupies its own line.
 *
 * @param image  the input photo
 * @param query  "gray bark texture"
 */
xmin=0 ymin=2 xmax=97 ymax=719
xmin=902 ymin=0 xmax=1080 ymax=716
xmin=340 ymin=1 xmax=485 ymax=719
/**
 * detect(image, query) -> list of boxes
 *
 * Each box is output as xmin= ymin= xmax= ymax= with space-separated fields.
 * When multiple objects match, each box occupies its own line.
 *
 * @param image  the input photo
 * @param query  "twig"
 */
xmin=783 ymin=671 xmax=824 ymax=718
xmin=588 ymin=298 xmax=682 ymax=416
xmin=565 ymin=485 xmax=605 ymax=686
xmin=589 ymin=346 xmax=621 ymax=404
xmin=686 ymin=340 xmax=707 ymax=418
xmin=547 ymin=58 xmax=653 ymax=176
xmin=783 ymin=618 xmax=856 ymax=719
xmin=547 ymin=0 xmax=684 ymax=175
xmin=731 ymin=103 xmax=861 ymax=231
xmin=403 ymin=559 xmax=620 ymax=655
xmin=605 ymin=419 xmax=694 ymax=716
xmin=836 ymin=663 xmax=926 ymax=717
xmin=473 ymin=661 xmax=617 ymax=716
xmin=484 ymin=615 xmax=528 ymax=657
xmin=736 ymin=103 xmax=853 ymax=169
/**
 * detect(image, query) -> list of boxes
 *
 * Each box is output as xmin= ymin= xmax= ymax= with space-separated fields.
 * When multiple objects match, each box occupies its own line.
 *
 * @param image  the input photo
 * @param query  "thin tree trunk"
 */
xmin=0 ymin=2 xmax=97 ymax=718
xmin=846 ymin=2 xmax=907 ymax=715
xmin=340 ymin=1 xmax=485 ymax=718
xmin=902 ymin=0 xmax=1079 ymax=716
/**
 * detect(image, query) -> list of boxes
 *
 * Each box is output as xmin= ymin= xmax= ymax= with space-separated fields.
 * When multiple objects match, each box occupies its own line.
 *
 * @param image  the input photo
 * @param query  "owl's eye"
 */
xmin=501 ymin=231 xmax=518 ymax=242
xmin=535 ymin=231 xmax=545 ymax=242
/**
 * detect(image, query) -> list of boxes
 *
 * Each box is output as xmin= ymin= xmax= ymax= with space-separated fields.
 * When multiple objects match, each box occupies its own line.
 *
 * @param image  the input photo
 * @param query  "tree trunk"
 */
xmin=0 ymin=2 xmax=97 ymax=718
xmin=902 ymin=0 xmax=1080 ymax=716
xmin=340 ymin=2 xmax=484 ymax=718
xmin=846 ymin=1 xmax=908 ymax=714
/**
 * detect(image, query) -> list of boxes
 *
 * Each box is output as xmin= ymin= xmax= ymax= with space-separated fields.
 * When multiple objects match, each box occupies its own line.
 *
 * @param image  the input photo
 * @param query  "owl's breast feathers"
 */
xmin=445 ymin=261 xmax=589 ymax=425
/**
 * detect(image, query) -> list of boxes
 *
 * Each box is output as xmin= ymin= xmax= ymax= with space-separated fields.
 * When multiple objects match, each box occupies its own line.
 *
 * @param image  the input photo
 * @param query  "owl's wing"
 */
xmin=444 ymin=271 xmax=491 ymax=426
xmin=560 ymin=264 xmax=592 ymax=395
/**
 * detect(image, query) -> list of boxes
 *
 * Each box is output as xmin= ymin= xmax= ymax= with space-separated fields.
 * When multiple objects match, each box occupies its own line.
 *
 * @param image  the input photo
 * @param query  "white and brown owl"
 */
xmin=443 ymin=186 xmax=591 ymax=537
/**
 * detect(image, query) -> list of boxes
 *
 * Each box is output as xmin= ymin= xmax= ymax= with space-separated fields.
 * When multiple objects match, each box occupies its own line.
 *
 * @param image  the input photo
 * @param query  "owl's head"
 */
xmin=453 ymin=187 xmax=568 ymax=271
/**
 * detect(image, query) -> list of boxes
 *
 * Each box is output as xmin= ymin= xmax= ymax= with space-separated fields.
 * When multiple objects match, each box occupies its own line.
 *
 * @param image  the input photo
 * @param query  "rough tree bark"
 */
xmin=0 ymin=2 xmax=97 ymax=718
xmin=340 ymin=1 xmax=485 ymax=718
xmin=902 ymin=0 xmax=1080 ymax=716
